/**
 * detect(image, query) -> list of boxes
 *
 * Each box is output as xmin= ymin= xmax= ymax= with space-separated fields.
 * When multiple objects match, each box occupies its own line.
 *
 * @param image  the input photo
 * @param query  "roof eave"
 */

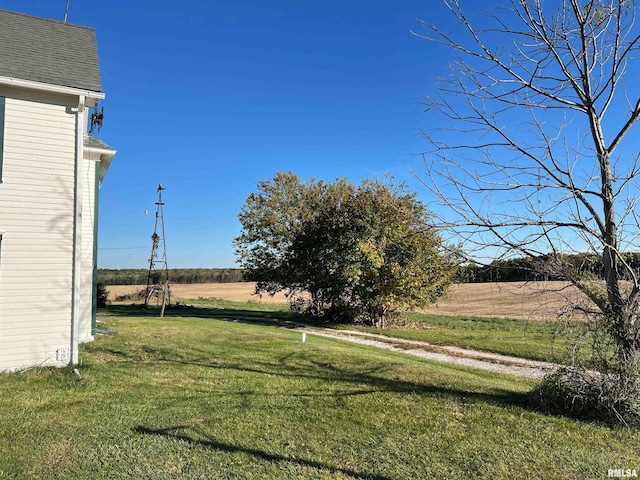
xmin=0 ymin=75 xmax=104 ymax=102
xmin=98 ymin=150 xmax=116 ymax=185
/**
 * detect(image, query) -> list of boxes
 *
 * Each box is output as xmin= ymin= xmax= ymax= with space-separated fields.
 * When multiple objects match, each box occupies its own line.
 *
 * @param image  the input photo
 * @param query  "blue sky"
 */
xmin=5 ymin=0 xmax=460 ymax=268
xmin=6 ymin=1 xmax=640 ymax=268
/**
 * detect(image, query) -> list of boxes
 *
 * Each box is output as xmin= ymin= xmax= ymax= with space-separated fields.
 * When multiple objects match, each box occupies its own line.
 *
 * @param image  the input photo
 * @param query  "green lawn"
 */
xmin=0 ymin=308 xmax=637 ymax=479
xmin=156 ymin=298 xmax=578 ymax=364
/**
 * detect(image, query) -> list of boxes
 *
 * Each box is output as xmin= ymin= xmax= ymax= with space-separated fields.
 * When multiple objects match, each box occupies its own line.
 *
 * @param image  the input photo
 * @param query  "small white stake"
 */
xmin=301 ymin=333 xmax=307 ymax=343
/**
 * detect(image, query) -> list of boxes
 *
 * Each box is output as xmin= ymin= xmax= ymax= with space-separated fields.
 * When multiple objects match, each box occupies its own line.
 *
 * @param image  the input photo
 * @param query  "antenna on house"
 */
xmin=89 ymin=105 xmax=104 ymax=134
xmin=144 ymin=184 xmax=170 ymax=316
xmin=64 ymin=0 xmax=70 ymax=22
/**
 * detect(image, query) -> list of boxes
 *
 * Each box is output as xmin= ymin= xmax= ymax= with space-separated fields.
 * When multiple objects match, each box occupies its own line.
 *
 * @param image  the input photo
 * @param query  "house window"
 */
xmin=0 ymin=96 xmax=4 ymax=183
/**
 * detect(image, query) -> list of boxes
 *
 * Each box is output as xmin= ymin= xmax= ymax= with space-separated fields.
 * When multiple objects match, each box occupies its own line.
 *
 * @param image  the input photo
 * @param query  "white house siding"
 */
xmin=79 ymin=156 xmax=97 ymax=342
xmin=0 ymin=88 xmax=79 ymax=371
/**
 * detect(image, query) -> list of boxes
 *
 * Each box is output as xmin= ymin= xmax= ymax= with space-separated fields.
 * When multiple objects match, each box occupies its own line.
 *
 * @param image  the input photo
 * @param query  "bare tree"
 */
xmin=413 ymin=0 xmax=640 ymax=418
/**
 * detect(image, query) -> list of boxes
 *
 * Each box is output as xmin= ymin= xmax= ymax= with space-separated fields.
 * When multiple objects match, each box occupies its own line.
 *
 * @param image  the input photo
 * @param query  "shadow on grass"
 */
xmin=100 ymin=303 xmax=304 ymax=327
xmin=95 ymin=304 xmax=533 ymax=407
xmin=89 ymin=341 xmax=529 ymax=412
xmin=95 ymin=305 xmax=618 ymax=427
xmin=133 ymin=425 xmax=393 ymax=480
xmin=96 ymin=303 xmax=535 ymax=415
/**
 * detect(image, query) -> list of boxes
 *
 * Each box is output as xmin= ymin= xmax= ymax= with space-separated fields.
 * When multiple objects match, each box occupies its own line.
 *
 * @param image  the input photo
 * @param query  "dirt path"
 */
xmin=150 ymin=310 xmax=558 ymax=378
xmin=297 ymin=328 xmax=556 ymax=379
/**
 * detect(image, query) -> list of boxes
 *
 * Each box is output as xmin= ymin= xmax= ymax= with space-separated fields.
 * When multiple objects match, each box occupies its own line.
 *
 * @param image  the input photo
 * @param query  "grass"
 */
xmin=187 ymin=296 xmax=292 ymax=314
xmin=146 ymin=297 xmax=578 ymax=364
xmin=344 ymin=312 xmax=579 ymax=364
xmin=0 ymin=308 xmax=638 ymax=479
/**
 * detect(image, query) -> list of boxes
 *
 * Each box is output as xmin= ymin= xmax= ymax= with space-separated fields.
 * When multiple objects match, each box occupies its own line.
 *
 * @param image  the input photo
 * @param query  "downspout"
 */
xmin=70 ymin=95 xmax=85 ymax=369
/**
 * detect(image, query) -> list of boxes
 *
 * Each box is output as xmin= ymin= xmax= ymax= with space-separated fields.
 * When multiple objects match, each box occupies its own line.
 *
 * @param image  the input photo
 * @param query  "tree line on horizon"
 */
xmin=457 ymin=253 xmax=640 ymax=283
xmin=98 ymin=252 xmax=640 ymax=286
xmin=98 ymin=268 xmax=244 ymax=285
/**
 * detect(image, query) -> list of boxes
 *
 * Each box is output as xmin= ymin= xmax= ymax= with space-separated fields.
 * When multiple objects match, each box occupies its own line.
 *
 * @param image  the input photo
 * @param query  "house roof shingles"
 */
xmin=84 ymin=133 xmax=112 ymax=151
xmin=0 ymin=9 xmax=102 ymax=92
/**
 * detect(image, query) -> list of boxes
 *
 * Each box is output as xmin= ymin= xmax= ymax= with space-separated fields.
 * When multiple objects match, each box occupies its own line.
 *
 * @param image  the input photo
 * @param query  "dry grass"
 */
xmin=107 ymin=282 xmax=291 ymax=305
xmin=108 ymin=281 xmax=589 ymax=321
xmin=422 ymin=281 xmax=588 ymax=321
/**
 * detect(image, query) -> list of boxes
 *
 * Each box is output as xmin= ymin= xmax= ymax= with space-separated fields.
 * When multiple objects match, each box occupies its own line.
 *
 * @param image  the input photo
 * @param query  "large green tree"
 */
xmin=235 ymin=173 xmax=454 ymax=326
xmin=234 ymin=172 xmax=354 ymax=299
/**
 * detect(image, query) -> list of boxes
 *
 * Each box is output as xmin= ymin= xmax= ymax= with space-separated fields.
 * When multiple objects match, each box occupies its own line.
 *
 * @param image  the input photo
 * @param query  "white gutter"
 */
xmin=0 ymin=75 xmax=104 ymax=103
xmin=70 ymin=95 xmax=85 ymax=368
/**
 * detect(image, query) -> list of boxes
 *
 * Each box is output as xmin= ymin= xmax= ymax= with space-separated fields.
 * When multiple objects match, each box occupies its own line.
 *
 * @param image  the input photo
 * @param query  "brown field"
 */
xmin=107 ymin=281 xmax=589 ymax=321
xmin=422 ymin=281 xmax=588 ymax=320
xmin=107 ymin=282 xmax=291 ymax=305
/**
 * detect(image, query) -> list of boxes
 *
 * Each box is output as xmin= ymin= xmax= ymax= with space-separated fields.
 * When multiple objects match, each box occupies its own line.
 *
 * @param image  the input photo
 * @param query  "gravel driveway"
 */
xmin=300 ymin=328 xmax=556 ymax=379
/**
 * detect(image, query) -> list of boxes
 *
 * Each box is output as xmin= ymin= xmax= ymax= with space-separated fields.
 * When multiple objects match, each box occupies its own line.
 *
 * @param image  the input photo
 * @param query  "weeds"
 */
xmin=532 ymin=367 xmax=640 ymax=426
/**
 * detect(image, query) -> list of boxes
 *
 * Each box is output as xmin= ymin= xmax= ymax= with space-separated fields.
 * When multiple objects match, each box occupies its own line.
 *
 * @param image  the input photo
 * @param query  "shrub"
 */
xmin=531 ymin=367 xmax=640 ymax=426
xmin=96 ymin=282 xmax=109 ymax=308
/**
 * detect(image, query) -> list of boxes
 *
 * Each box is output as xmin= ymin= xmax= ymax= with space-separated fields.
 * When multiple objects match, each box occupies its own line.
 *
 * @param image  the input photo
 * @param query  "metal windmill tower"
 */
xmin=144 ymin=184 xmax=170 ymax=314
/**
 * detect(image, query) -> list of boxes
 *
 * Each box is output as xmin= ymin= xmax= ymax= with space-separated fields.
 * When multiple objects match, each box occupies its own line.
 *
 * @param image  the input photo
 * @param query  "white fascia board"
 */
xmin=84 ymin=147 xmax=117 ymax=159
xmin=83 ymin=148 xmax=117 ymax=183
xmin=0 ymin=75 xmax=105 ymax=103
xmin=98 ymin=152 xmax=116 ymax=184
